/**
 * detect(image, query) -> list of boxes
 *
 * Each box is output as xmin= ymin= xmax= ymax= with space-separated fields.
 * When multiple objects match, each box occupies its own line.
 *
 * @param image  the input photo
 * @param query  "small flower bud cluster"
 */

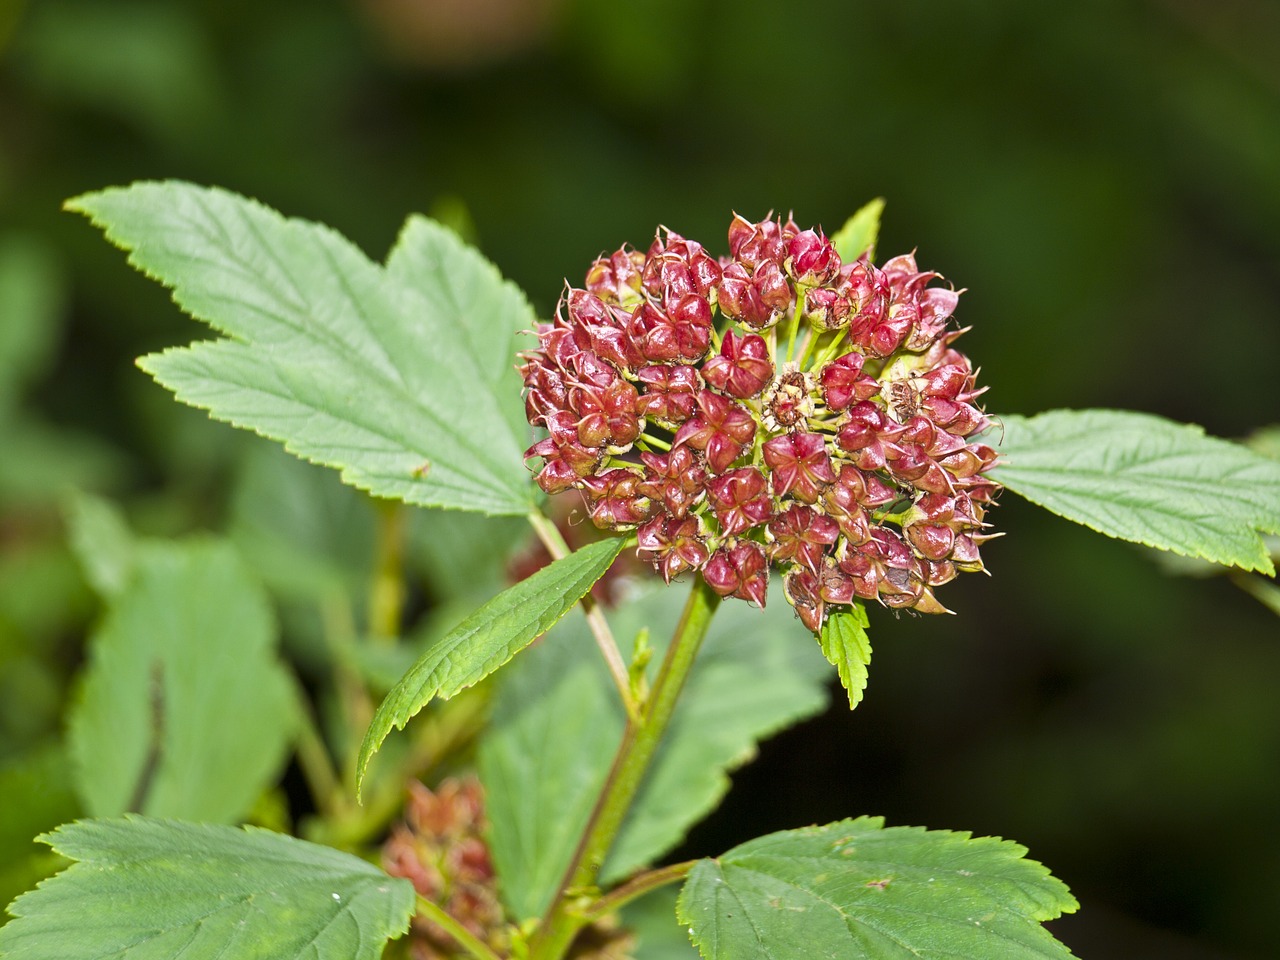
xmin=382 ymin=776 xmax=639 ymax=960
xmin=382 ymin=778 xmax=505 ymax=960
xmin=520 ymin=213 xmax=1000 ymax=632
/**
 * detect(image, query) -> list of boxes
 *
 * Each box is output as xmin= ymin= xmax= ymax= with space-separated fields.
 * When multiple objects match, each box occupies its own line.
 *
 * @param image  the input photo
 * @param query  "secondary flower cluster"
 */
xmin=520 ymin=213 xmax=1000 ymax=631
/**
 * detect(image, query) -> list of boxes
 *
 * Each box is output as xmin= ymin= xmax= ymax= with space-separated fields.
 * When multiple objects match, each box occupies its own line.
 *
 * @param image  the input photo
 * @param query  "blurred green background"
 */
xmin=1 ymin=0 xmax=1278 ymax=957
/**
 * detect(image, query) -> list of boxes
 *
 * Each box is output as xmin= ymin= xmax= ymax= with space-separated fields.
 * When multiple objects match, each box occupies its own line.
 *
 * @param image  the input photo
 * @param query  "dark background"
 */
xmin=2 ymin=1 xmax=1278 ymax=957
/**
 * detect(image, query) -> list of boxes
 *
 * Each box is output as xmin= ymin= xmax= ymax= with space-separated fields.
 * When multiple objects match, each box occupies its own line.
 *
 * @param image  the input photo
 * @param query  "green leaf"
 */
xmin=992 ymin=409 xmax=1280 ymax=574
xmin=384 ymin=214 xmax=535 ymax=444
xmin=0 ymin=817 xmax=415 ymax=960
xmin=624 ymin=887 xmax=699 ymax=960
xmin=63 ymin=490 xmax=137 ymax=599
xmin=67 ymin=539 xmax=296 ymax=822
xmin=228 ymin=443 xmax=376 ymax=604
xmin=357 ymin=536 xmax=626 ymax=795
xmin=831 ymin=198 xmax=885 ymax=263
xmin=819 ymin=605 xmax=872 ymax=709
xmin=0 ymin=743 xmax=79 ymax=915
xmin=0 ymin=233 xmax=65 ymax=411
xmin=479 ymin=585 xmax=830 ymax=920
xmin=67 ymin=181 xmax=534 ymax=516
xmin=676 ymin=818 xmax=1078 ymax=960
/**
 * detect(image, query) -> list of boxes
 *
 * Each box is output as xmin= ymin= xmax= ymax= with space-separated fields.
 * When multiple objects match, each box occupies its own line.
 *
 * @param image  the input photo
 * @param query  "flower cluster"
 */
xmin=520 ymin=213 xmax=1000 ymax=632
xmin=382 ymin=778 xmax=505 ymax=960
xmin=383 ymin=777 xmax=637 ymax=960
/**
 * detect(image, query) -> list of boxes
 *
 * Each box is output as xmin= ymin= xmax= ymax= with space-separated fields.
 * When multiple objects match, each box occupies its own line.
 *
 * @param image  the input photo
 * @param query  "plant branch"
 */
xmin=528 ymin=578 xmax=719 ymax=960
xmin=576 ymin=860 xmax=697 ymax=926
xmin=414 ymin=894 xmax=502 ymax=960
xmin=527 ymin=510 xmax=639 ymax=722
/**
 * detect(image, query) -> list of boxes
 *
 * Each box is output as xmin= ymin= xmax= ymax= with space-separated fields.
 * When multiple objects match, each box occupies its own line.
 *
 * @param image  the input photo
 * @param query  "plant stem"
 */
xmin=576 ymin=860 xmax=697 ymax=925
xmin=414 ymin=894 xmax=502 ymax=960
xmin=369 ymin=499 xmax=407 ymax=644
xmin=527 ymin=510 xmax=640 ymax=722
xmin=528 ymin=579 xmax=719 ymax=960
xmin=285 ymin=669 xmax=345 ymax=820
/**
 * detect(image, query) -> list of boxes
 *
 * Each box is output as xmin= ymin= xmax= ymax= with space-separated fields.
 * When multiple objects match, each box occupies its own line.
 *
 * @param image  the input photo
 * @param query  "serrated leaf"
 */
xmin=357 ymin=537 xmax=626 ymax=794
xmin=385 ymin=215 xmax=535 ymax=444
xmin=67 ymin=539 xmax=296 ymax=822
xmin=676 ymin=817 xmax=1077 ymax=960
xmin=479 ymin=585 xmax=830 ymax=920
xmin=67 ymin=181 xmax=534 ymax=516
xmin=831 ymin=198 xmax=885 ymax=263
xmin=819 ymin=605 xmax=872 ymax=709
xmin=992 ymin=409 xmax=1280 ymax=574
xmin=63 ymin=490 xmax=137 ymax=599
xmin=0 ymin=817 xmax=415 ymax=960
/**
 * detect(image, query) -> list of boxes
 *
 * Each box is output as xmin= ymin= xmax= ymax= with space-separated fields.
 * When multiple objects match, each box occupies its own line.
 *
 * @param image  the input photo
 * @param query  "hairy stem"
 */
xmin=527 ymin=510 xmax=639 ymax=722
xmin=528 ymin=579 xmax=719 ymax=960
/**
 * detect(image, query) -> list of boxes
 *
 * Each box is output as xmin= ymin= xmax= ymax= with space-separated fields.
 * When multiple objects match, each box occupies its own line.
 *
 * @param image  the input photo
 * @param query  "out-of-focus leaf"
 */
xmin=357 ymin=537 xmax=626 ymax=794
xmin=624 ymin=887 xmax=698 ymax=960
xmin=68 ymin=181 xmax=535 ymax=516
xmin=64 ymin=490 xmax=136 ymax=599
xmin=0 ymin=742 xmax=79 ymax=914
xmin=228 ymin=443 xmax=376 ymax=603
xmin=67 ymin=540 xmax=296 ymax=822
xmin=993 ymin=409 xmax=1280 ymax=574
xmin=480 ymin=584 xmax=830 ymax=919
xmin=0 ymin=420 xmax=126 ymax=506
xmin=677 ymin=818 xmax=1078 ymax=960
xmin=818 ymin=605 xmax=872 ymax=709
xmin=13 ymin=3 xmax=223 ymax=143
xmin=0 ymin=817 xmax=415 ymax=960
xmin=831 ymin=198 xmax=885 ymax=263
xmin=0 ymin=233 xmax=64 ymax=409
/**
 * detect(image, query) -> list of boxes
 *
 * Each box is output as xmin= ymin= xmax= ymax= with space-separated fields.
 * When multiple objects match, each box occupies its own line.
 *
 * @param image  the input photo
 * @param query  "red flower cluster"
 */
xmin=382 ymin=778 xmax=504 ymax=960
xmin=520 ymin=213 xmax=1000 ymax=632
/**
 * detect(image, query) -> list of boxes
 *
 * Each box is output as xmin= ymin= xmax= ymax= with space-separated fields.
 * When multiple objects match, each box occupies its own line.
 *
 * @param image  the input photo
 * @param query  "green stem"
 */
xmin=784 ymin=284 xmax=809 ymax=362
xmin=576 ymin=860 xmax=697 ymax=926
xmin=369 ymin=500 xmax=407 ymax=644
xmin=810 ymin=326 xmax=851 ymax=369
xmin=529 ymin=579 xmax=719 ymax=960
xmin=414 ymin=894 xmax=502 ymax=960
xmin=285 ymin=669 xmax=345 ymax=820
xmin=639 ymin=432 xmax=673 ymax=452
xmin=527 ymin=511 xmax=640 ymax=722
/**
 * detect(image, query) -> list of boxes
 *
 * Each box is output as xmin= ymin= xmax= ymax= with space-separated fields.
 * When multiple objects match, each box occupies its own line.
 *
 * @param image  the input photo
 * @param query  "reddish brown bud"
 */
xmin=701 ymin=330 xmax=774 ymax=399
xmin=820 ymin=351 xmax=879 ymax=412
xmin=637 ymin=446 xmax=707 ymax=518
xmin=787 ymin=229 xmax=840 ymax=285
xmin=580 ymin=468 xmax=652 ymax=528
xmin=766 ymin=504 xmax=840 ymax=574
xmin=637 ymin=514 xmax=710 ymax=582
xmin=673 ymin=390 xmax=756 ymax=474
xmin=762 ymin=431 xmax=837 ymax=502
xmin=706 ymin=466 xmax=773 ymax=535
xmin=703 ymin=540 xmax=769 ymax=607
xmin=636 ymin=364 xmax=700 ymax=425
